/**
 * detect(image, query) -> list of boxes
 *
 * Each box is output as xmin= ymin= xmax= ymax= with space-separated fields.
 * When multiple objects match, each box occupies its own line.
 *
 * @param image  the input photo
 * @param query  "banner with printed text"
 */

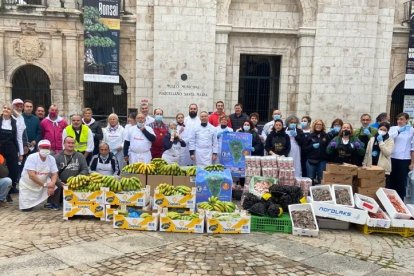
xmin=83 ymin=0 xmax=120 ymax=83
xmin=220 ymin=132 xmax=252 ymax=177
xmin=405 ymin=18 xmax=414 ymax=89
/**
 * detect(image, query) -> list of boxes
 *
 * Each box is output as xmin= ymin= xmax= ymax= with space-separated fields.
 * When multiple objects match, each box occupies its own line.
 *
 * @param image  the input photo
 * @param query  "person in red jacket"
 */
xmin=40 ymin=104 xmax=68 ymax=155
xmin=208 ymin=101 xmax=232 ymax=128
xmin=149 ymin=108 xmax=169 ymax=158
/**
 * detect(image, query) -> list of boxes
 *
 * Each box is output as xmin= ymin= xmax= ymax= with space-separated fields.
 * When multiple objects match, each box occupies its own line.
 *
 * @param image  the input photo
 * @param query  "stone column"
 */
xmin=0 ymin=31 xmax=6 ymax=104
xmin=214 ymin=26 xmax=230 ymax=109
xmin=50 ymin=32 xmax=63 ymax=110
xmin=63 ymin=33 xmax=80 ymax=116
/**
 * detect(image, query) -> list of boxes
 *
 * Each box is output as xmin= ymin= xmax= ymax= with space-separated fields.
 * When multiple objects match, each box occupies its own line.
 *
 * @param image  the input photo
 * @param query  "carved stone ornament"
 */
xmin=14 ymin=35 xmax=45 ymax=63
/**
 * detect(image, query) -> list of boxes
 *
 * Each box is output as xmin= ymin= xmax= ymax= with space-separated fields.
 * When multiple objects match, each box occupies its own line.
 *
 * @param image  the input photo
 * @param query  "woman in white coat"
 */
xmin=103 ymin=113 xmax=125 ymax=169
xmin=363 ymin=122 xmax=394 ymax=187
xmin=19 ymin=140 xmax=59 ymax=211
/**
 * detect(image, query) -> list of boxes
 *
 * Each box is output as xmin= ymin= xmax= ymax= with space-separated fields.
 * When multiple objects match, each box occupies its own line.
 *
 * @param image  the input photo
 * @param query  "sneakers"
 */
xmin=44 ymin=203 xmax=60 ymax=211
xmin=21 ymin=207 xmax=33 ymax=212
xmin=6 ymin=194 xmax=12 ymax=203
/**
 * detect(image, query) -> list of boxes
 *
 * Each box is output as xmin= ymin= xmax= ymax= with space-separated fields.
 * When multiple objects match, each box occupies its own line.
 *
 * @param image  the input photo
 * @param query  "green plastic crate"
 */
xmin=250 ymin=214 xmax=292 ymax=233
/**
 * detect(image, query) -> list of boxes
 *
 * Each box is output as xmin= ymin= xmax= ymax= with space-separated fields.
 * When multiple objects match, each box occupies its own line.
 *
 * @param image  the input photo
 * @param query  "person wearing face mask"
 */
xmin=326 ymin=118 xmax=343 ymax=161
xmin=189 ymin=111 xmax=218 ymax=166
xmin=388 ymin=113 xmax=414 ymax=199
xmin=148 ymin=108 xmax=169 ymax=159
xmin=265 ymin=119 xmax=290 ymax=157
xmin=124 ymin=113 xmax=156 ymax=164
xmin=326 ymin=123 xmax=365 ymax=165
xmin=363 ymin=122 xmax=393 ymax=187
xmin=162 ymin=122 xmax=186 ymax=164
xmin=103 ymin=113 xmax=125 ymax=169
xmin=215 ymin=115 xmax=233 ymax=163
xmin=18 ymin=140 xmax=59 ymax=211
xmin=285 ymin=115 xmax=305 ymax=177
xmin=89 ymin=142 xmax=120 ymax=176
xmin=300 ymin=116 xmax=312 ymax=177
xmin=40 ymin=104 xmax=68 ymax=155
xmin=262 ymin=109 xmax=282 ymax=140
xmin=303 ymin=120 xmax=329 ymax=185
xmin=238 ymin=120 xmax=264 ymax=156
xmin=353 ymin=114 xmax=377 ymax=166
xmin=370 ymin=112 xmax=389 ymax=129
xmin=182 ymin=104 xmax=201 ymax=165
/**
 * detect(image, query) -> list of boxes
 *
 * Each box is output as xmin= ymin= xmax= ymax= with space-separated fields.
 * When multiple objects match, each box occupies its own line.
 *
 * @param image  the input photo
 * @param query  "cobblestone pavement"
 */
xmin=1 ymin=194 xmax=413 ymax=276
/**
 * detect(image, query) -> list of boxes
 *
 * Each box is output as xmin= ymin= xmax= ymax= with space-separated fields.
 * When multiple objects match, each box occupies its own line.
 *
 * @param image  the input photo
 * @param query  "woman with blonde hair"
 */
xmin=103 ymin=113 xmax=125 ymax=169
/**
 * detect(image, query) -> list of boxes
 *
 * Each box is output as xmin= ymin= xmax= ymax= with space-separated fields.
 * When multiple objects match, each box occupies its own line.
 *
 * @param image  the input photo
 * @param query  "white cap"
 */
xmin=38 ymin=139 xmax=51 ymax=148
xmin=12 ymin=98 xmax=24 ymax=105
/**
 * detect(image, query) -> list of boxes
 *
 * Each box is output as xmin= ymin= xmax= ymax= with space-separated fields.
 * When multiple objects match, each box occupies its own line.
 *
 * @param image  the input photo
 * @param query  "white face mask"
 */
xmin=39 ymin=149 xmax=50 ymax=157
xmin=243 ymin=125 xmax=250 ymax=131
xmin=378 ymin=130 xmax=387 ymax=136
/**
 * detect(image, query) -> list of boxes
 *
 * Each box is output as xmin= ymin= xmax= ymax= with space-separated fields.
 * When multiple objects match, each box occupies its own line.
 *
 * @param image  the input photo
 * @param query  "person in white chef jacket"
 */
xmin=123 ymin=113 xmax=156 ymax=164
xmin=189 ymin=111 xmax=218 ymax=166
xmin=180 ymin=103 xmax=201 ymax=166
xmin=103 ymin=113 xmax=125 ymax=169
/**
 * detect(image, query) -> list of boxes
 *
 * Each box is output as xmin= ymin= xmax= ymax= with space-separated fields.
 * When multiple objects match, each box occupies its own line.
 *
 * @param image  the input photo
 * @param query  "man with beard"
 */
xmin=82 ymin=108 xmax=103 ymax=160
xmin=40 ymin=104 xmax=68 ymax=155
xmin=181 ymin=103 xmax=201 ymax=165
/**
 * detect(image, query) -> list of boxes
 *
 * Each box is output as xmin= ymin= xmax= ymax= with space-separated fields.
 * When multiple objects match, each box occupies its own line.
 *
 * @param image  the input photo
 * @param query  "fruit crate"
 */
xmin=250 ymin=214 xmax=292 ymax=233
xmin=359 ymin=224 xmax=414 ymax=238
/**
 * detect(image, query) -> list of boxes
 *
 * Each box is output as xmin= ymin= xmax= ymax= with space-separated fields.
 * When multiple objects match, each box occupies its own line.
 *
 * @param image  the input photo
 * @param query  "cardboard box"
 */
xmin=63 ymin=202 xmax=105 ymax=220
xmin=105 ymin=205 xmax=115 ymax=222
xmin=120 ymin=173 xmax=147 ymax=186
xmin=326 ymin=163 xmax=358 ymax=176
xmin=317 ymin=218 xmax=350 ymax=230
xmin=288 ymin=203 xmax=319 ymax=237
xmin=206 ymin=211 xmax=251 ymax=234
xmin=390 ymin=217 xmax=414 ymax=228
xmin=153 ymin=187 xmax=196 ymax=210
xmin=312 ymin=201 xmax=368 ymax=225
xmin=322 ymin=172 xmax=353 ymax=185
xmin=355 ymin=187 xmax=378 ymax=198
xmin=357 ymin=166 xmax=385 ymax=179
xmin=376 ymin=188 xmax=412 ymax=220
xmin=332 ymin=184 xmax=354 ymax=207
xmin=147 ymin=175 xmax=173 ymax=196
xmin=357 ymin=178 xmax=386 ymax=188
xmin=103 ymin=186 xmax=150 ymax=207
xmin=113 ymin=211 xmax=159 ymax=231
xmin=173 ymin=176 xmax=195 ymax=187
xmin=159 ymin=210 xmax=204 ymax=233
xmin=310 ymin=185 xmax=334 ymax=203
xmin=354 ymin=193 xmax=380 ymax=213
xmin=367 ymin=209 xmax=391 ymax=228
xmin=63 ymin=187 xmax=104 ymax=205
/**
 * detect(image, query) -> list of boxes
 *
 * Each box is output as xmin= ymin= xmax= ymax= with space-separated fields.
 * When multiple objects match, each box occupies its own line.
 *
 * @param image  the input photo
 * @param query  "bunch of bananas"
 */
xmin=67 ymin=175 xmax=90 ymax=190
xmin=90 ymin=172 xmax=104 ymax=183
xmin=211 ymin=213 xmax=242 ymax=221
xmin=151 ymin=158 xmax=168 ymax=174
xmin=198 ymin=196 xmax=237 ymax=212
xmin=185 ymin=166 xmax=197 ymax=176
xmin=157 ymin=183 xmax=192 ymax=196
xmin=102 ymin=176 xmax=122 ymax=192
xmin=86 ymin=182 xmax=104 ymax=192
xmin=166 ymin=211 xmax=199 ymax=221
xmin=120 ymin=177 xmax=142 ymax=191
xmin=204 ymin=164 xmax=225 ymax=172
xmin=122 ymin=162 xmax=155 ymax=174
xmin=158 ymin=163 xmax=187 ymax=176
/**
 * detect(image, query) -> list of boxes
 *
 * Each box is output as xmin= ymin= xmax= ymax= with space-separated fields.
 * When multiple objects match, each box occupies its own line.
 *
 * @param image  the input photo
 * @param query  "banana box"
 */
xmin=105 ymin=205 xmax=116 ymax=222
xmin=153 ymin=187 xmax=196 ymax=210
xmin=159 ymin=209 xmax=204 ymax=233
xmin=63 ymin=202 xmax=105 ymax=220
xmin=63 ymin=186 xmax=104 ymax=205
xmin=103 ymin=186 xmax=151 ymax=207
xmin=113 ymin=211 xmax=159 ymax=231
xmin=206 ymin=211 xmax=251 ymax=234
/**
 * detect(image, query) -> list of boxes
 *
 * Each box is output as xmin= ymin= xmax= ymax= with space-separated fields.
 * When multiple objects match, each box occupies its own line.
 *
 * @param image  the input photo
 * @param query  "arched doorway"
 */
xmin=390 ymin=81 xmax=414 ymax=124
xmin=12 ymin=64 xmax=51 ymax=109
xmin=83 ymin=75 xmax=128 ymax=125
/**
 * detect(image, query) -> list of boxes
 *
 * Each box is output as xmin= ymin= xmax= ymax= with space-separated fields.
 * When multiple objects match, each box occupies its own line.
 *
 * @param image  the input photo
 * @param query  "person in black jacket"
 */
xmin=237 ymin=120 xmax=264 ymax=156
xmin=89 ymin=142 xmax=120 ymax=176
xmin=82 ymin=108 xmax=103 ymax=162
xmin=303 ymin=119 xmax=329 ymax=184
xmin=265 ymin=120 xmax=290 ymax=156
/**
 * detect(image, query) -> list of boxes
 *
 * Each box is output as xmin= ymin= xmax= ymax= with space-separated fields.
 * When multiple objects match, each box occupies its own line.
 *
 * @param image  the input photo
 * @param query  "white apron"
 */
xmin=95 ymin=159 xmax=114 ymax=176
xmin=129 ymin=151 xmax=152 ymax=164
xmin=128 ymin=126 xmax=154 ymax=164
xmin=19 ymin=171 xmax=51 ymax=210
xmin=288 ymin=132 xmax=302 ymax=177
xmin=162 ymin=142 xmax=182 ymax=164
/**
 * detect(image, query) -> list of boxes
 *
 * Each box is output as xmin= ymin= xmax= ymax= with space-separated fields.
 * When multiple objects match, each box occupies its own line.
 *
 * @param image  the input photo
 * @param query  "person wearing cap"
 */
xmin=0 ymin=153 xmax=12 ymax=207
xmin=62 ymin=114 xmax=94 ymax=160
xmin=40 ymin=104 xmax=68 ymax=155
xmin=363 ymin=122 xmax=394 ymax=187
xmin=18 ymin=139 xmax=59 ymax=211
xmin=0 ymin=103 xmax=24 ymax=202
xmin=12 ymin=98 xmax=28 ymax=149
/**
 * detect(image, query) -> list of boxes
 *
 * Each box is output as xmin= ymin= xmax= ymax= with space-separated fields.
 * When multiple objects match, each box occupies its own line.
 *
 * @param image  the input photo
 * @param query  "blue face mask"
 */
xmin=273 ymin=114 xmax=281 ymax=121
xmin=155 ymin=115 xmax=163 ymax=122
xmin=289 ymin=123 xmax=297 ymax=130
xmin=334 ymin=126 xmax=341 ymax=132
xmin=300 ymin=122 xmax=308 ymax=129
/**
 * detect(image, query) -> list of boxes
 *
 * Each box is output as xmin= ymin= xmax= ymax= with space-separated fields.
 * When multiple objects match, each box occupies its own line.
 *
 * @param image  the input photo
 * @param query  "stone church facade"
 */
xmin=0 ymin=0 xmax=411 ymax=125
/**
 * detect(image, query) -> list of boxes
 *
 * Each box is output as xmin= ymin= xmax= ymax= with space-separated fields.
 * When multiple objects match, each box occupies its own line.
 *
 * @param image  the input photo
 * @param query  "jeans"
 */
xmin=306 ymin=160 xmax=327 ymax=184
xmin=0 ymin=177 xmax=12 ymax=201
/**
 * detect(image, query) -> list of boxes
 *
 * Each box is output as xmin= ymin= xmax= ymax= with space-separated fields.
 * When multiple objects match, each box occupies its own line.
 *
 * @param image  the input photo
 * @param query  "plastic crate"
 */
xmin=250 ymin=214 xmax=292 ymax=233
xmin=359 ymin=224 xmax=414 ymax=238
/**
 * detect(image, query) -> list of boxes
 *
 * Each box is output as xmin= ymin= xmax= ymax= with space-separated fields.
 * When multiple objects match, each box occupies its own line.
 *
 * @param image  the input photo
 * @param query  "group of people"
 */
xmin=0 ymin=99 xmax=412 ymax=210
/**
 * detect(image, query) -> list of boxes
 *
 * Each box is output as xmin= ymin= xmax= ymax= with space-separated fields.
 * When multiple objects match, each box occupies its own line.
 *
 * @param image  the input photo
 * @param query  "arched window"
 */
xmin=390 ymin=81 xmax=414 ymax=124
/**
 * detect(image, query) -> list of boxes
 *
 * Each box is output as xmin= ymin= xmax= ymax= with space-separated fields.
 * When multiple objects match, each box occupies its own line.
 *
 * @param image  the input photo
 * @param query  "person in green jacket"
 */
xmin=326 ymin=123 xmax=365 ymax=165
xmin=353 ymin=114 xmax=377 ymax=166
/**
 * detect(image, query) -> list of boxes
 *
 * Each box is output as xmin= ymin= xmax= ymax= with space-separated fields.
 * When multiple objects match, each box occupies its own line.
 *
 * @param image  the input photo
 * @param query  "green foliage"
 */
xmin=83 ymin=6 xmax=114 ymax=48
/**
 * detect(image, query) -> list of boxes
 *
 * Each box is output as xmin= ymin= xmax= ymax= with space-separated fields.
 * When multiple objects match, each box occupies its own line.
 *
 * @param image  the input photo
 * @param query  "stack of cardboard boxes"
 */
xmin=322 ymin=163 xmax=358 ymax=185
xmin=356 ymin=166 xmax=386 ymax=198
